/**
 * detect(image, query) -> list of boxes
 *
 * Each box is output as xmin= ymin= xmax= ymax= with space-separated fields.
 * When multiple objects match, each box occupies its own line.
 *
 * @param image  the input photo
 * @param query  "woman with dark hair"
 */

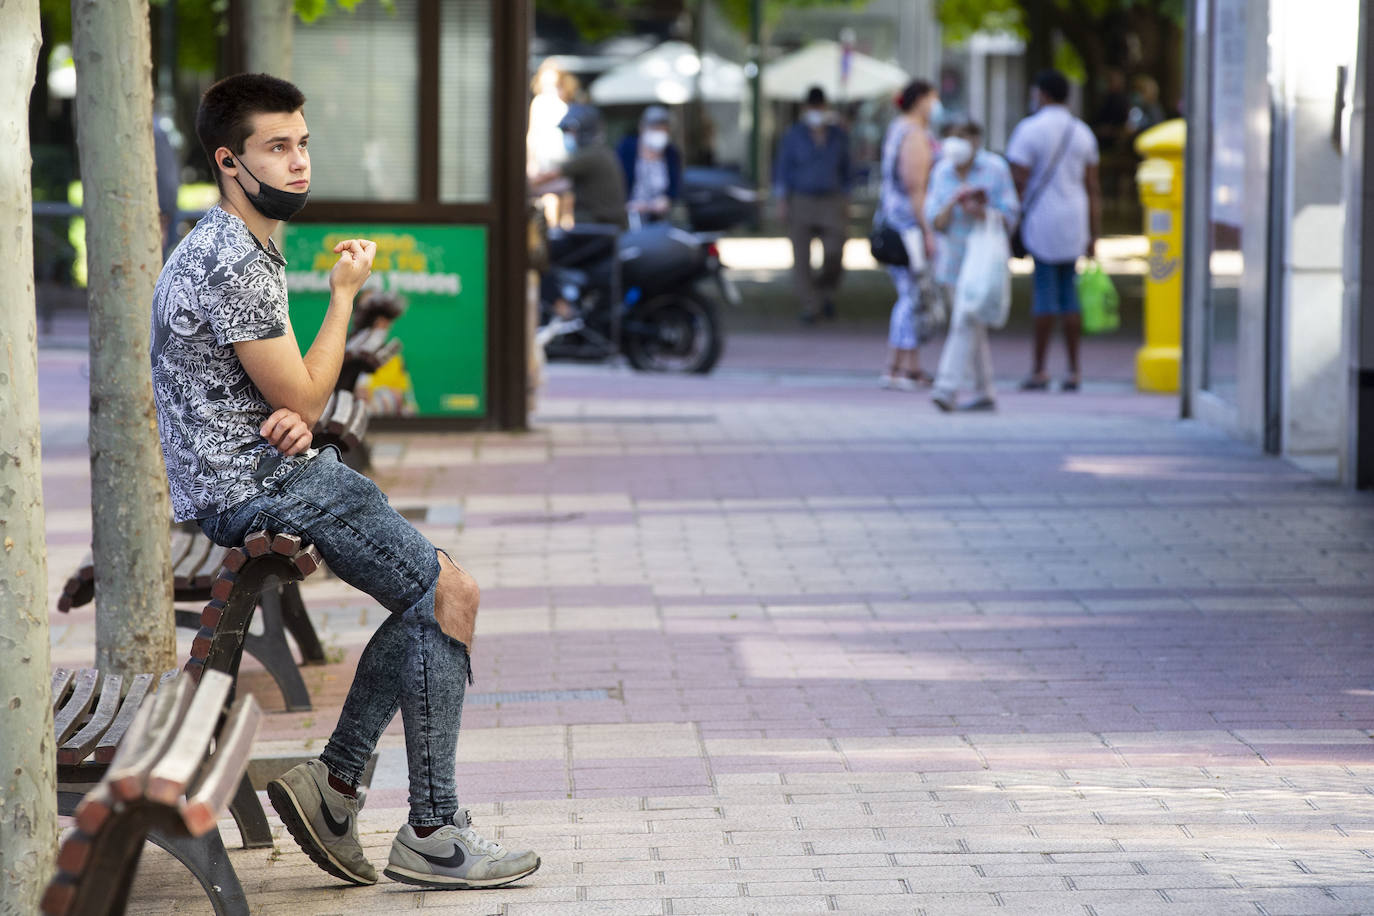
xmin=879 ymin=79 xmax=942 ymax=389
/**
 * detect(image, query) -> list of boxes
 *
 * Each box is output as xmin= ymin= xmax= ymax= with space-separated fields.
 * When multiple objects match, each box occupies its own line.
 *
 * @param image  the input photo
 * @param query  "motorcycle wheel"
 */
xmin=622 ymin=291 xmax=723 ymax=374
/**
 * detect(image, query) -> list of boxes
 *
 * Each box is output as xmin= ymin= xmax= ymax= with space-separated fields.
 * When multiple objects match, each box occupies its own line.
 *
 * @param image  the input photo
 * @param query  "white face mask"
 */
xmin=803 ymin=109 xmax=828 ymax=129
xmin=929 ymin=99 xmax=946 ymax=124
xmin=942 ymin=136 xmax=974 ymax=167
xmin=642 ymin=129 xmax=669 ymax=151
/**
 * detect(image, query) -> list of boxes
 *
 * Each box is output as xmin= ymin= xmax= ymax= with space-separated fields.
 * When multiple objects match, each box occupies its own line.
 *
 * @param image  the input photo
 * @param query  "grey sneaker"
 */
xmin=266 ymin=759 xmax=377 ymax=885
xmin=384 ymin=809 xmax=540 ymax=889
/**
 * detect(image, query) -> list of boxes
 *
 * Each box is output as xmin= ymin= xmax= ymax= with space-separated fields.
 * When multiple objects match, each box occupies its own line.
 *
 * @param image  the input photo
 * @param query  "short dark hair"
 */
xmin=805 ymin=85 xmax=827 ymax=107
xmin=196 ymin=73 xmax=306 ymax=190
xmin=897 ymin=79 xmax=936 ymax=113
xmin=954 ymin=120 xmax=984 ymax=140
xmin=1034 ymin=69 xmax=1070 ymax=103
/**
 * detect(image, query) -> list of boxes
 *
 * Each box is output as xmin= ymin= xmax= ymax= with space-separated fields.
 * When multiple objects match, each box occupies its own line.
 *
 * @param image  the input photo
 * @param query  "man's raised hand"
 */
xmin=329 ymin=237 xmax=377 ymax=297
xmin=261 ymin=407 xmax=314 ymax=456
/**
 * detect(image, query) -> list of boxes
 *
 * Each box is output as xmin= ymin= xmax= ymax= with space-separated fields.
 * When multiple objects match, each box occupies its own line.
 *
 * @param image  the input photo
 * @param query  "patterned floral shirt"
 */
xmin=151 ymin=206 xmax=311 ymax=521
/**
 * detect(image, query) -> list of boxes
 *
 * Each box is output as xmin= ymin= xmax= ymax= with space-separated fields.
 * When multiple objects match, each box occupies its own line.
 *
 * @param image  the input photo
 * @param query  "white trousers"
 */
xmin=934 ymin=292 xmax=995 ymax=399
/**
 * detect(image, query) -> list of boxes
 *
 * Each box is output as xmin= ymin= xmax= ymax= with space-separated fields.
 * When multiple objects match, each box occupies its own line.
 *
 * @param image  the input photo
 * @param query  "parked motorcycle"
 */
xmin=536 ymin=167 xmax=757 ymax=374
xmin=538 ymin=221 xmax=740 ymax=374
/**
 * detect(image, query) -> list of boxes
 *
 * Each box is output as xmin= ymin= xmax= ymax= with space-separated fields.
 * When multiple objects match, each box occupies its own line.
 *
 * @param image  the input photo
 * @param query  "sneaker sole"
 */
xmin=383 ymin=857 xmax=541 ymax=890
xmin=266 ymin=779 xmax=376 ymax=886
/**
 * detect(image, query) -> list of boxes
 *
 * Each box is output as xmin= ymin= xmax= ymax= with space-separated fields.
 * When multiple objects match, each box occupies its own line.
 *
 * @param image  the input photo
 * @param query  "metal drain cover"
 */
xmin=466 ymin=687 xmax=620 ymax=705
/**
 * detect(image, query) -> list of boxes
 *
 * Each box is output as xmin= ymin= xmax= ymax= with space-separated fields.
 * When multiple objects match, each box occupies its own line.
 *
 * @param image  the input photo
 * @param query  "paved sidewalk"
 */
xmin=39 ymin=335 xmax=1374 ymax=915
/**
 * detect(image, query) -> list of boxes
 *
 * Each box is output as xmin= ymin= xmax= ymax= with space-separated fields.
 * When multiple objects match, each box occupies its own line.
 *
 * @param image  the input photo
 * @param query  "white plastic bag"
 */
xmin=953 ymin=213 xmax=1012 ymax=329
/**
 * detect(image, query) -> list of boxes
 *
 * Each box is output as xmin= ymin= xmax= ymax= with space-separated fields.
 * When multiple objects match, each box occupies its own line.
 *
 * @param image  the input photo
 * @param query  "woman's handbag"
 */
xmin=870 ymin=134 xmax=913 ymax=268
xmin=869 ymin=222 xmax=910 ymax=267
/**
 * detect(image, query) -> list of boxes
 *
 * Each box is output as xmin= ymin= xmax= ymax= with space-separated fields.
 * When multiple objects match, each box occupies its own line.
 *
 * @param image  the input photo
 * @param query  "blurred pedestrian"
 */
xmin=616 ymin=105 xmax=683 ymax=225
xmin=877 ymin=79 xmax=941 ymax=389
xmin=774 ymin=85 xmax=852 ymax=323
xmin=527 ymin=62 xmax=581 ymax=229
xmin=529 ymin=104 xmax=626 ymax=317
xmin=1126 ymin=75 xmax=1165 ymax=136
xmin=1006 ymin=69 xmax=1101 ymax=392
xmin=926 ymin=122 xmax=1019 ymax=411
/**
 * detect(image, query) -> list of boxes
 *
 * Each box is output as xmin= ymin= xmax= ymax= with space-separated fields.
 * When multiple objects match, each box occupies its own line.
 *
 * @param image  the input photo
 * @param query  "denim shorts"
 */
xmin=199 ymin=447 xmax=440 ymax=615
xmin=1031 ymin=259 xmax=1081 ymax=316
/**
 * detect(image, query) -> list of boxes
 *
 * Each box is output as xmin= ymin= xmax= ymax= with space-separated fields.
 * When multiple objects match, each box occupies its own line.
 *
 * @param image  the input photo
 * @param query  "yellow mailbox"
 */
xmin=1133 ymin=118 xmax=1185 ymax=393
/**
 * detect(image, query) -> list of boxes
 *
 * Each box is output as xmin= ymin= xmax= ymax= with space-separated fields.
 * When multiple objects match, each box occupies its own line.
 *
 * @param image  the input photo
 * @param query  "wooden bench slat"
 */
xmin=168 ymin=526 xmax=197 ymax=575
xmin=189 ymin=544 xmax=231 ymax=592
xmin=93 ymin=672 xmax=157 ymax=765
xmin=173 ymin=533 xmax=217 ymax=591
xmin=374 ymin=336 xmax=402 ymax=365
xmin=51 ymin=668 xmax=74 ymax=712
xmin=106 ymin=674 xmax=196 ymax=802
xmin=326 ymin=390 xmax=354 ymax=436
xmin=145 ymin=670 xmax=234 ymax=806
xmin=343 ymin=398 xmax=369 ymax=450
xmin=181 ymin=693 xmax=263 ymax=836
xmin=53 ymin=669 xmax=100 ymax=745
xmin=58 ymin=673 xmax=123 ymax=766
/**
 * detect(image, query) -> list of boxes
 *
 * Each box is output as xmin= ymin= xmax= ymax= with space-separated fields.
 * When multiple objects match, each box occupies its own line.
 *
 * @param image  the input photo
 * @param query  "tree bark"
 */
xmin=0 ymin=3 xmax=58 ymax=912
xmin=71 ymin=0 xmax=175 ymax=678
xmin=244 ymin=0 xmax=295 ymax=79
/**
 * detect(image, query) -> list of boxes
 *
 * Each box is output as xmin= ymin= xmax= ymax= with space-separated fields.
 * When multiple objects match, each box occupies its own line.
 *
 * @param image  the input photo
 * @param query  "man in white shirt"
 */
xmin=1006 ymin=69 xmax=1101 ymax=392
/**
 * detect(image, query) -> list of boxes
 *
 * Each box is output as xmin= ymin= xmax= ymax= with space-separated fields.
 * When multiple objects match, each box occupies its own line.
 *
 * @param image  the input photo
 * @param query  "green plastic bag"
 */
xmin=1077 ymin=260 xmax=1120 ymax=334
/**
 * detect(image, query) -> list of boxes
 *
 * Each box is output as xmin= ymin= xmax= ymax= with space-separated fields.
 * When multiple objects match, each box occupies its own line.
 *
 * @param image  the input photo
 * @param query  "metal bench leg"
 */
xmin=244 ymin=587 xmax=314 ymax=712
xmin=228 ymin=773 xmax=273 ymax=849
xmin=147 ymin=828 xmax=249 ymax=916
xmin=276 ymin=581 xmax=326 ymax=664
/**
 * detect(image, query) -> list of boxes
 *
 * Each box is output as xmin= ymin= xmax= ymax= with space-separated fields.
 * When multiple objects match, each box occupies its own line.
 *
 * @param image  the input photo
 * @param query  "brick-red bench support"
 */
xmin=57 ymin=524 xmax=326 ymax=712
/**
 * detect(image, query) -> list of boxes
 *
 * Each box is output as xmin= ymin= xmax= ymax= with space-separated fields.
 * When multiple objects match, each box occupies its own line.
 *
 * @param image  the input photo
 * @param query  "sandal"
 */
xmin=1019 ymin=375 xmax=1050 ymax=391
xmin=905 ymin=370 xmax=934 ymax=388
xmin=1060 ymin=377 xmax=1080 ymax=392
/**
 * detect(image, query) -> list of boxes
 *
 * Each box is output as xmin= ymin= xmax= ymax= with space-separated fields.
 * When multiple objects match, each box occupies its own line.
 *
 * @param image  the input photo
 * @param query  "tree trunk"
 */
xmin=244 ymin=0 xmax=295 ymax=79
xmin=71 ymin=0 xmax=175 ymax=678
xmin=0 ymin=3 xmax=58 ymax=912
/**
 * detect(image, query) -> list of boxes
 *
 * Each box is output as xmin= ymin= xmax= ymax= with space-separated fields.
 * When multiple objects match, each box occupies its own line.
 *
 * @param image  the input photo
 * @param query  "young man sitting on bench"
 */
xmin=149 ymin=72 xmax=540 ymax=890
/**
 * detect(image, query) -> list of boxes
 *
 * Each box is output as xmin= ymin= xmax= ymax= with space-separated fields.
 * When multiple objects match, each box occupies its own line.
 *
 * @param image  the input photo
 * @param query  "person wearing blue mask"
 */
xmin=774 ymin=85 xmax=852 ymax=323
xmin=616 ymin=105 xmax=683 ymax=224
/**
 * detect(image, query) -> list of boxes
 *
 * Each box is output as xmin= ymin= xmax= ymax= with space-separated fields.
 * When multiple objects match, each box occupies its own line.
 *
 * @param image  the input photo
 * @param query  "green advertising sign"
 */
xmin=282 ymin=223 xmax=487 ymax=418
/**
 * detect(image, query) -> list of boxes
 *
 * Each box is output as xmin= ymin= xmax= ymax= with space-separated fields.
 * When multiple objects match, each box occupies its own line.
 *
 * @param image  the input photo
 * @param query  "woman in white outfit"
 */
xmin=926 ymin=122 xmax=1019 ymax=411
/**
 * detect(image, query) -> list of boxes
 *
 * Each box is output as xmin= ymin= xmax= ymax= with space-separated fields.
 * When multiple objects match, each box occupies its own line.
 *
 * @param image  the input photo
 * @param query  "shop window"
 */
xmin=293 ymin=0 xmax=420 ymax=202
xmin=439 ymin=0 xmax=493 ymax=203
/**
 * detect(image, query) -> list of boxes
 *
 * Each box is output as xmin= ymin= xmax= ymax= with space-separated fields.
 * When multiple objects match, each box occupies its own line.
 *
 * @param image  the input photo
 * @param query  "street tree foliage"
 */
xmin=936 ymin=0 xmax=1186 ymax=116
xmin=536 ymin=0 xmax=871 ymax=42
xmin=37 ymin=0 xmax=390 ymax=73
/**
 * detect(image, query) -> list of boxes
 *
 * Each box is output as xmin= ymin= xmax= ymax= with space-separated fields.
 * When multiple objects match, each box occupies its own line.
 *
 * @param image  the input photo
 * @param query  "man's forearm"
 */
xmin=298 ymin=291 xmax=355 ymax=426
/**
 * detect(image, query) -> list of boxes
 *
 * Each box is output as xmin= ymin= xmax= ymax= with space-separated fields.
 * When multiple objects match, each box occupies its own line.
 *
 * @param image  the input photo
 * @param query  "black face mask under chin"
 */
xmin=232 ymin=159 xmax=309 ymax=222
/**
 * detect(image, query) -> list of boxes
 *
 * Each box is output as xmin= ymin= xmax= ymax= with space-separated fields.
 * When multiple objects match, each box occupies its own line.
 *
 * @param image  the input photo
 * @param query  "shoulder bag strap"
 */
xmin=1020 ymin=119 xmax=1076 ymax=223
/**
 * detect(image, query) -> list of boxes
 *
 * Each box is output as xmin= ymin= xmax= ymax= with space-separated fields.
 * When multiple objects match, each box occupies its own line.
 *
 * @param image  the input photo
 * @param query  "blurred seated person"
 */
xmin=615 ymin=105 xmax=682 ymax=224
xmin=529 ymin=104 xmax=627 ymax=317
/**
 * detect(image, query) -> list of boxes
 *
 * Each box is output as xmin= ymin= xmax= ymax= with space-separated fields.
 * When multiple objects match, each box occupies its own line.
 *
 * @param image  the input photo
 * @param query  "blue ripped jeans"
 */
xmin=200 ymin=448 xmax=469 ymax=827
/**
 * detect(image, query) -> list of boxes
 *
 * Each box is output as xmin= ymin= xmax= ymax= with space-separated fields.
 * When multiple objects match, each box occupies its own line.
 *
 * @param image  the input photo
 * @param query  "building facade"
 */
xmin=1182 ymin=0 xmax=1373 ymax=487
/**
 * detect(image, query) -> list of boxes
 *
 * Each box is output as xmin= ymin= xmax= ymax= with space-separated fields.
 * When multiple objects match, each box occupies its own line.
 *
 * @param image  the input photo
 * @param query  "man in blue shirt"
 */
xmin=774 ymin=86 xmax=851 ymax=323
